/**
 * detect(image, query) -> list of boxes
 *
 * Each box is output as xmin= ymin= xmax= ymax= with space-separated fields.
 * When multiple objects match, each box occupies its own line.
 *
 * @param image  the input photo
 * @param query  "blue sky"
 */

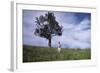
xmin=23 ymin=10 xmax=91 ymax=49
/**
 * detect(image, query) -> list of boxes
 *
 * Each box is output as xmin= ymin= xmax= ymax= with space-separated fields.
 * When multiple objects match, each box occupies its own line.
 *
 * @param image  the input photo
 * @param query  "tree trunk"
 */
xmin=48 ymin=38 xmax=51 ymax=48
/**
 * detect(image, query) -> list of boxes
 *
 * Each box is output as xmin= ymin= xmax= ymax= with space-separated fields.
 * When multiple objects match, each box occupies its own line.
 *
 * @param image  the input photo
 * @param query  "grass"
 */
xmin=23 ymin=45 xmax=91 ymax=62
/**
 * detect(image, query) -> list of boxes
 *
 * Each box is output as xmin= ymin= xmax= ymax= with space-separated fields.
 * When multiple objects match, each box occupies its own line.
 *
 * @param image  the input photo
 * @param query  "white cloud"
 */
xmin=51 ymin=17 xmax=91 ymax=49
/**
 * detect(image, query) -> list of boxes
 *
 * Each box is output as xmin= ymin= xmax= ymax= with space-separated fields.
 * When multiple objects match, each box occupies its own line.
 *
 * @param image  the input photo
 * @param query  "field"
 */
xmin=23 ymin=45 xmax=91 ymax=62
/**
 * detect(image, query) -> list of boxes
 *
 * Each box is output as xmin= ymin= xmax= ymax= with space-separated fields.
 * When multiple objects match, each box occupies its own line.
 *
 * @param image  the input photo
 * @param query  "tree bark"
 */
xmin=48 ymin=38 xmax=51 ymax=48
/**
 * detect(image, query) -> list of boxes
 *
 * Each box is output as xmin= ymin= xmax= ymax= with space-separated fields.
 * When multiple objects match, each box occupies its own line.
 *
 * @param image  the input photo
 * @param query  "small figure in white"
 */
xmin=58 ymin=41 xmax=61 ymax=53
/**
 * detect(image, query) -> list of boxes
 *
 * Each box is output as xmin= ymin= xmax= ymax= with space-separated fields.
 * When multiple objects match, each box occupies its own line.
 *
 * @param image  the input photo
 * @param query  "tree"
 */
xmin=34 ymin=12 xmax=63 ymax=48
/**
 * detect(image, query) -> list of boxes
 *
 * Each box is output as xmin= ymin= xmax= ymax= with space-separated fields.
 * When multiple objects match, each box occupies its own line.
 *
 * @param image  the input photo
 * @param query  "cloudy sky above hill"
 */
xmin=23 ymin=10 xmax=91 ymax=49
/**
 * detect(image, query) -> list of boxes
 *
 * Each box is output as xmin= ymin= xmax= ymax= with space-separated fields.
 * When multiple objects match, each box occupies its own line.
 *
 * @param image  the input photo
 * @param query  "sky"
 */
xmin=23 ymin=10 xmax=91 ymax=49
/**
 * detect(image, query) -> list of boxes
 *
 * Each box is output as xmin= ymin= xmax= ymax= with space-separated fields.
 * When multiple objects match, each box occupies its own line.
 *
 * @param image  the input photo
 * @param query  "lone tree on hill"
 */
xmin=34 ymin=12 xmax=63 ymax=48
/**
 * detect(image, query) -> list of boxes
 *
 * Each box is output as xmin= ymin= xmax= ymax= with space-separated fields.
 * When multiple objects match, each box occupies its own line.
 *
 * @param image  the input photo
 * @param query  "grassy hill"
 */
xmin=23 ymin=45 xmax=91 ymax=62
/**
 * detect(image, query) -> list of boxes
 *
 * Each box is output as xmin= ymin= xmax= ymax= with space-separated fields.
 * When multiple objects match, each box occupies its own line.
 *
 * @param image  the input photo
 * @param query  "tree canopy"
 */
xmin=34 ymin=12 xmax=63 ymax=47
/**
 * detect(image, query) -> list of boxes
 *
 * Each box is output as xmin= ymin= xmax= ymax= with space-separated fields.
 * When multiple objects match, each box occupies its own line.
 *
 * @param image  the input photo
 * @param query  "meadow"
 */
xmin=23 ymin=45 xmax=91 ymax=62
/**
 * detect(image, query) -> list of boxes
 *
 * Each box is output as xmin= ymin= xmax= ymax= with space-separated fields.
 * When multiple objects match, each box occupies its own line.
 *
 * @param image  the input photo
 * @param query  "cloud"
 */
xmin=23 ymin=10 xmax=91 ymax=49
xmin=56 ymin=17 xmax=91 ymax=49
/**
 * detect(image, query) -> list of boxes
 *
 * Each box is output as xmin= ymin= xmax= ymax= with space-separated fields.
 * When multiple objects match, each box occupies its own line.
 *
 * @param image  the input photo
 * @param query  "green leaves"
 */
xmin=34 ymin=12 xmax=63 ymax=47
